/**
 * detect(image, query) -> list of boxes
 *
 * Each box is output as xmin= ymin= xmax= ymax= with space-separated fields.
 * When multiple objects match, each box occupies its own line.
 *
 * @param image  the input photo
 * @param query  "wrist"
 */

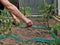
xmin=22 ymin=17 xmax=27 ymax=22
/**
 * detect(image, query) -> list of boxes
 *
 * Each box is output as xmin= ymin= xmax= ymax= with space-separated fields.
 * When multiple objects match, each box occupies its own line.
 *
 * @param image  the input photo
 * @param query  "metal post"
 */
xmin=56 ymin=0 xmax=58 ymax=15
xmin=17 ymin=0 xmax=19 ymax=9
xmin=24 ymin=0 xmax=26 ymax=15
xmin=44 ymin=0 xmax=50 ymax=29
xmin=54 ymin=0 xmax=58 ymax=15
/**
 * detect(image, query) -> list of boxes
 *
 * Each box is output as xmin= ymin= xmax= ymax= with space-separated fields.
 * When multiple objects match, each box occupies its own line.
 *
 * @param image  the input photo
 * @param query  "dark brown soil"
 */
xmin=0 ymin=18 xmax=59 ymax=45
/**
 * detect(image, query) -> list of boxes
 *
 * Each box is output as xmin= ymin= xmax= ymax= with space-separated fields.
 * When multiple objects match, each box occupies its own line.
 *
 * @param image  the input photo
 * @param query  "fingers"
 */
xmin=26 ymin=21 xmax=33 ymax=27
xmin=24 ymin=18 xmax=33 ymax=27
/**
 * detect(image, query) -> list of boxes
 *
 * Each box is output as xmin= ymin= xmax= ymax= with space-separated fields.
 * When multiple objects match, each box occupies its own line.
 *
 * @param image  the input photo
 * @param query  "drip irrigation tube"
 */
xmin=0 ymin=27 xmax=60 ymax=43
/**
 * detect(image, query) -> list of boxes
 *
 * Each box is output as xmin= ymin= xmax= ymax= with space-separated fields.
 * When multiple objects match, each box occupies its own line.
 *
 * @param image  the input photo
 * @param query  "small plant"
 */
xmin=50 ymin=42 xmax=58 ymax=45
xmin=19 ymin=6 xmax=31 ymax=16
xmin=37 ymin=3 xmax=55 ymax=17
xmin=50 ymin=41 xmax=60 ymax=45
xmin=19 ymin=6 xmax=24 ymax=14
xmin=25 ymin=7 xmax=31 ymax=16
xmin=0 ymin=8 xmax=13 ymax=35
xmin=50 ymin=22 xmax=60 ymax=35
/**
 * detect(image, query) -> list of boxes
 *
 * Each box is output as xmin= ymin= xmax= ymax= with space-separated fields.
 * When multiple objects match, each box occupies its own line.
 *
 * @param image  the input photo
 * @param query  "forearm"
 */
xmin=1 ymin=0 xmax=27 ymax=22
xmin=10 ymin=13 xmax=20 ymax=22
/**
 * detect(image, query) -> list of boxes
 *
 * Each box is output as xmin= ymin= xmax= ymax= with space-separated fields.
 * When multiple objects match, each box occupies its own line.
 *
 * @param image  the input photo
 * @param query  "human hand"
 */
xmin=24 ymin=18 xmax=33 ymax=27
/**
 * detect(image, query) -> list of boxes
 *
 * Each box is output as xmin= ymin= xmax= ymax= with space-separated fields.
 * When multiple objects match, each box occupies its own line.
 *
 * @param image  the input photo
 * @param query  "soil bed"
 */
xmin=0 ymin=18 xmax=59 ymax=45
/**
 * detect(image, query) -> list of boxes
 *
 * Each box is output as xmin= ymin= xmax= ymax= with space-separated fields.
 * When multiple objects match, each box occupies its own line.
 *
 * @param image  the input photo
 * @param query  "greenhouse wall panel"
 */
xmin=58 ymin=0 xmax=60 ymax=15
